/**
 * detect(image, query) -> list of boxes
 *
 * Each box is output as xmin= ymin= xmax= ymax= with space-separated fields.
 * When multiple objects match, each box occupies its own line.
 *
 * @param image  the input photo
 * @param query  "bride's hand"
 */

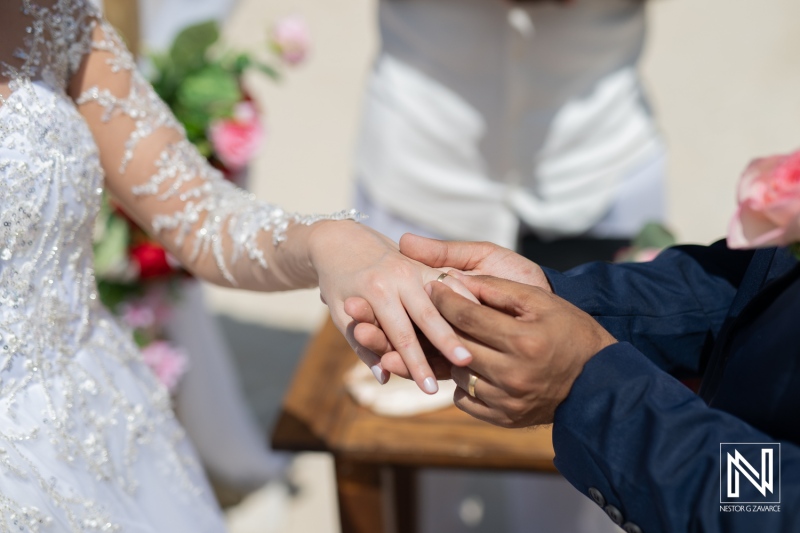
xmin=307 ymin=221 xmax=476 ymax=394
xmin=345 ymin=233 xmax=552 ymax=378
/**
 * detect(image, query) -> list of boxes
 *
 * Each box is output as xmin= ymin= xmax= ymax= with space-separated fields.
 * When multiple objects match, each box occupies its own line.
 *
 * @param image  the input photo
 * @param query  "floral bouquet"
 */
xmin=94 ymin=16 xmax=310 ymax=392
xmin=727 ymin=148 xmax=800 ymax=257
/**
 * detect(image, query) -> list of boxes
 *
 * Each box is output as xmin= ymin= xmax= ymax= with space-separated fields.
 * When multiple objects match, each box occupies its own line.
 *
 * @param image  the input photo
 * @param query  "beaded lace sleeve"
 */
xmin=72 ymin=18 xmax=358 ymax=289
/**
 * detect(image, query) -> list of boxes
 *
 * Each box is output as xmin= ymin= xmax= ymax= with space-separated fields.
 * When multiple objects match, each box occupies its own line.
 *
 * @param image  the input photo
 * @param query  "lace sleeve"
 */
xmin=70 ymin=17 xmax=358 ymax=289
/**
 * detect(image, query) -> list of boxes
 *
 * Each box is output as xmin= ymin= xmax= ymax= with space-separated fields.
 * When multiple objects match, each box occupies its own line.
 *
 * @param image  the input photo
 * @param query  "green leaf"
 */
xmin=232 ymin=53 xmax=252 ymax=75
xmin=97 ymin=280 xmax=142 ymax=312
xmin=133 ymin=329 xmax=152 ymax=348
xmin=169 ymin=20 xmax=220 ymax=78
xmin=254 ymin=62 xmax=281 ymax=81
xmin=789 ymin=242 xmax=800 ymax=260
xmin=193 ymin=138 xmax=213 ymax=158
xmin=94 ymin=215 xmax=130 ymax=276
xmin=148 ymin=52 xmax=179 ymax=104
xmin=176 ymin=65 xmax=242 ymax=122
xmin=632 ymin=222 xmax=676 ymax=250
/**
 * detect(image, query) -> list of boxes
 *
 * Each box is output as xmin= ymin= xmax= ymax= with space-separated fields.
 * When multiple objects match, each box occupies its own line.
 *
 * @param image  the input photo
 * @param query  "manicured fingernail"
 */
xmin=454 ymin=346 xmax=472 ymax=362
xmin=371 ymin=365 xmax=387 ymax=385
xmin=425 ymin=283 xmax=433 ymax=296
xmin=423 ymin=377 xmax=438 ymax=394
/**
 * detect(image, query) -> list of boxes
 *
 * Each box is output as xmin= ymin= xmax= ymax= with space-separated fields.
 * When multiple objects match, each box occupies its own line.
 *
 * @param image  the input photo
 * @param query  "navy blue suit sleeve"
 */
xmin=554 ymin=342 xmax=799 ymax=533
xmin=544 ymin=241 xmax=754 ymax=374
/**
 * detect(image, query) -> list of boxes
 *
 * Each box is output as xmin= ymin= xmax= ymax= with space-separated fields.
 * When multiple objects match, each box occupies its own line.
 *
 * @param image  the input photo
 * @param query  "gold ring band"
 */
xmin=436 ymin=272 xmax=449 ymax=283
xmin=468 ymin=373 xmax=478 ymax=398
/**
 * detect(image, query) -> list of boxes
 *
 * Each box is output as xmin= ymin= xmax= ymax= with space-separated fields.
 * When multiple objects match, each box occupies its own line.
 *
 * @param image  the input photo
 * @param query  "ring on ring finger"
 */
xmin=468 ymin=372 xmax=479 ymax=399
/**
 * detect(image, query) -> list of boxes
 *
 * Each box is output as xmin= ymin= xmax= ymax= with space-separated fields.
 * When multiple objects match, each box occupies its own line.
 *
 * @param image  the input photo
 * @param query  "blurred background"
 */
xmin=208 ymin=0 xmax=800 ymax=330
xmin=107 ymin=0 xmax=800 ymax=531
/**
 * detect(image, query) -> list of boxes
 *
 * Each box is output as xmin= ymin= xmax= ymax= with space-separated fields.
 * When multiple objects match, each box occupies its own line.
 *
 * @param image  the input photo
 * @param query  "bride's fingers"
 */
xmin=381 ymin=351 xmax=452 ymax=381
xmin=400 ymin=288 xmax=473 ymax=368
xmin=371 ymin=303 xmax=441 ymax=394
xmin=353 ymin=322 xmax=393 ymax=355
xmin=345 ymin=277 xmax=477 ymax=328
xmin=344 ymin=297 xmax=378 ymax=325
xmin=379 ymin=351 xmax=411 ymax=379
xmin=337 ymin=310 xmax=389 ymax=385
xmin=436 ymin=271 xmax=481 ymax=304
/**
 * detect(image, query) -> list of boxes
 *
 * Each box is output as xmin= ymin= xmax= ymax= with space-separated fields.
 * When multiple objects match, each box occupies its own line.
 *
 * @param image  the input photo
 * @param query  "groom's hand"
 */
xmin=430 ymin=275 xmax=615 ymax=428
xmin=344 ymin=235 xmax=553 ymax=378
xmin=399 ymin=234 xmax=552 ymax=292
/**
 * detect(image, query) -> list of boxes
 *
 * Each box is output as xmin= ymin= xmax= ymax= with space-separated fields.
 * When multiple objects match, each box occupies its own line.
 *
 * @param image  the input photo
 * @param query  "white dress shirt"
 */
xmin=356 ymin=0 xmax=665 ymax=248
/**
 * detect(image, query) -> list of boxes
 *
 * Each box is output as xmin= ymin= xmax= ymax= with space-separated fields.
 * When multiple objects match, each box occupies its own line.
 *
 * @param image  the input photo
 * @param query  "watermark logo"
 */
xmin=720 ymin=443 xmax=781 ymax=505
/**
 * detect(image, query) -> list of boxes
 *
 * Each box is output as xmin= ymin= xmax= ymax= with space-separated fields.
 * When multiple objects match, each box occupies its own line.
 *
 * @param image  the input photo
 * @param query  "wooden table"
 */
xmin=271 ymin=319 xmax=558 ymax=533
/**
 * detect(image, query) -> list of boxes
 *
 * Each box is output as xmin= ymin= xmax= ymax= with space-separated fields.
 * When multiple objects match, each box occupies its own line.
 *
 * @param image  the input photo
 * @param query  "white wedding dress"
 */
xmin=0 ymin=1 xmax=352 ymax=530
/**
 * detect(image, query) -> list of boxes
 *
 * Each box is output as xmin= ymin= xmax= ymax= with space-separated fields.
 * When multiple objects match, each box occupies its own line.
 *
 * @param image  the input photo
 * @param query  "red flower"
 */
xmin=130 ymin=243 xmax=174 ymax=279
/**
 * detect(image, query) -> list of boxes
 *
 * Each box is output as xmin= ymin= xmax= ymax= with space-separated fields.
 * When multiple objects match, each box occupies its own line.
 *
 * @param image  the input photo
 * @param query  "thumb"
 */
xmin=400 ymin=234 xmax=494 ymax=271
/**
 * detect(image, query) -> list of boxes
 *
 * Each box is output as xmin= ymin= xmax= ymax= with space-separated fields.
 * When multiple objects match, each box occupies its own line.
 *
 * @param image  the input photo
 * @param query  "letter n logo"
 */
xmin=720 ymin=443 xmax=781 ymax=504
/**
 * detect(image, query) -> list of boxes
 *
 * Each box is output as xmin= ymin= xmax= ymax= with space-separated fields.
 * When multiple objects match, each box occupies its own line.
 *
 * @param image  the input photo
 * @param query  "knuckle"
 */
xmin=365 ymin=272 xmax=390 ymax=296
xmin=434 ymin=247 xmax=449 ymax=267
xmin=450 ymin=308 xmax=476 ymax=331
xmin=511 ymin=333 xmax=542 ymax=356
xmin=478 ymin=241 xmax=495 ymax=253
xmin=504 ymin=397 xmax=529 ymax=418
xmin=392 ymin=330 xmax=418 ymax=351
xmin=503 ymin=376 xmax=530 ymax=398
xmin=497 ymin=415 xmax=519 ymax=429
xmin=419 ymin=305 xmax=441 ymax=325
xmin=389 ymin=261 xmax=416 ymax=280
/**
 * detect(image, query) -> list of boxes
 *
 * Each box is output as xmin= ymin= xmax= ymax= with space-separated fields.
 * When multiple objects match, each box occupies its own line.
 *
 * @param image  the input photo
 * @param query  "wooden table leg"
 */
xmin=335 ymin=457 xmax=386 ymax=533
xmin=387 ymin=466 xmax=417 ymax=533
xmin=334 ymin=457 xmax=419 ymax=533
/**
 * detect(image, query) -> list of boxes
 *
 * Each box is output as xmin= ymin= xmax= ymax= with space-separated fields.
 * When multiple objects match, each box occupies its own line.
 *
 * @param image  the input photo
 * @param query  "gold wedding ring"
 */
xmin=468 ymin=373 xmax=479 ymax=399
xmin=436 ymin=272 xmax=449 ymax=283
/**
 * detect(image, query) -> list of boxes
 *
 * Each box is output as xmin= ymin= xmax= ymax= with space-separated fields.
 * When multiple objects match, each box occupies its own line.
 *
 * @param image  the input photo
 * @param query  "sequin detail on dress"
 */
xmin=76 ymin=20 xmax=360 ymax=285
xmin=0 ymin=0 xmax=333 ymax=530
xmin=75 ymin=23 xmax=182 ymax=174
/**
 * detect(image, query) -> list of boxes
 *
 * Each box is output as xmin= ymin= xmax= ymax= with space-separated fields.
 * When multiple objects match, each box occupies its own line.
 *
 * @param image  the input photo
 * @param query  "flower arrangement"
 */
xmin=727 ymin=149 xmax=800 ymax=257
xmin=94 ymin=16 xmax=310 ymax=392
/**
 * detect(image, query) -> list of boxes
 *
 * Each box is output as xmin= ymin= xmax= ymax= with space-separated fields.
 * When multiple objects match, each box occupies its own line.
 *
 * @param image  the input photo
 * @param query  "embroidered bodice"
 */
xmin=0 ymin=1 xmax=353 ymax=529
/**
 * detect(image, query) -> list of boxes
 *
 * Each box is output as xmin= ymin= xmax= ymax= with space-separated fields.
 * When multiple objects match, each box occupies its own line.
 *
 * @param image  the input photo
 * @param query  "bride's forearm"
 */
xmin=216 ymin=219 xmax=332 ymax=293
xmin=176 ymin=218 xmax=364 ymax=293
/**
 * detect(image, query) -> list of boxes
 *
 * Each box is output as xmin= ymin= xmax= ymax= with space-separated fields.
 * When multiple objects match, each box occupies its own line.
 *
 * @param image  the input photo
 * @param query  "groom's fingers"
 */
xmin=428 ymin=282 xmax=520 ymax=355
xmin=400 ymin=288 xmax=474 ymax=369
xmin=399 ymin=234 xmax=497 ymax=272
xmin=454 ymin=274 xmax=548 ymax=316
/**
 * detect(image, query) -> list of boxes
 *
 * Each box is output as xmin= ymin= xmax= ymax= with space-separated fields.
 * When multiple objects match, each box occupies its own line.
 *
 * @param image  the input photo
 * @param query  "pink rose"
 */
xmin=120 ymin=302 xmax=155 ymax=329
xmin=271 ymin=15 xmax=310 ymax=66
xmin=141 ymin=341 xmax=189 ymax=393
xmin=209 ymin=101 xmax=265 ymax=171
xmin=728 ymin=150 xmax=800 ymax=249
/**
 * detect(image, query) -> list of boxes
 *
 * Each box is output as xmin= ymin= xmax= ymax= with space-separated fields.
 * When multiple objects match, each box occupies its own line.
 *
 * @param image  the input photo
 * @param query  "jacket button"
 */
xmin=588 ymin=487 xmax=605 ymax=507
xmin=604 ymin=505 xmax=624 ymax=526
xmin=623 ymin=522 xmax=643 ymax=533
